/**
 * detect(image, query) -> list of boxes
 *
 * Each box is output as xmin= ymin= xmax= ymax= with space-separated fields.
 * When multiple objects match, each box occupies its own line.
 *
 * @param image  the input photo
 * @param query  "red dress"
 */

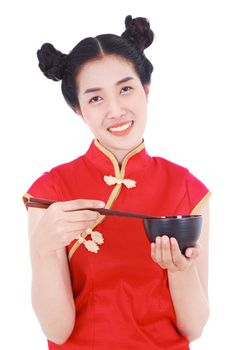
xmin=23 ymin=140 xmax=210 ymax=350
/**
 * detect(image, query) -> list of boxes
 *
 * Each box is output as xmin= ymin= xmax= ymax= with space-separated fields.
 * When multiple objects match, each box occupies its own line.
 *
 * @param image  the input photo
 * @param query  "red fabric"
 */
xmin=25 ymin=140 xmax=209 ymax=350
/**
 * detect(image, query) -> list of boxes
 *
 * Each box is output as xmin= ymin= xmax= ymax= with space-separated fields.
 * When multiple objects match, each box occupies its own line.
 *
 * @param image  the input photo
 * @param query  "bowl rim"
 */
xmin=144 ymin=214 xmax=202 ymax=221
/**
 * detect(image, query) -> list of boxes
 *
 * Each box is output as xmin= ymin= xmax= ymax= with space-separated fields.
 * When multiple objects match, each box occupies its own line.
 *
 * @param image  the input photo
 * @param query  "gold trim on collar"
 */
xmin=120 ymin=142 xmax=145 ymax=178
xmin=94 ymin=138 xmax=145 ymax=176
xmin=94 ymin=139 xmax=121 ymax=178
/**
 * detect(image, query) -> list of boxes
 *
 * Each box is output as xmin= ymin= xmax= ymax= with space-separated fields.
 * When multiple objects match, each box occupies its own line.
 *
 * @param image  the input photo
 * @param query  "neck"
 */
xmin=95 ymin=139 xmax=144 ymax=165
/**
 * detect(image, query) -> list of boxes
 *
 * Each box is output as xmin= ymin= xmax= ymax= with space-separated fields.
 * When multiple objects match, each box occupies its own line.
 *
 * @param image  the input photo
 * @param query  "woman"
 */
xmin=23 ymin=15 xmax=211 ymax=350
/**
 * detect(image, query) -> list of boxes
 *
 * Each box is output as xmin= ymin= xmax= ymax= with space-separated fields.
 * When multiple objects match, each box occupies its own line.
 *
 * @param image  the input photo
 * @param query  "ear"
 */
xmin=75 ymin=106 xmax=82 ymax=116
xmin=75 ymin=106 xmax=86 ymax=122
xmin=144 ymin=83 xmax=151 ymax=99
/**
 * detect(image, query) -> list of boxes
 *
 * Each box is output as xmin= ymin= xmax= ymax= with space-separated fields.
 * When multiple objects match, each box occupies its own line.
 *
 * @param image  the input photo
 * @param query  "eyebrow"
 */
xmin=83 ymin=76 xmax=134 ymax=94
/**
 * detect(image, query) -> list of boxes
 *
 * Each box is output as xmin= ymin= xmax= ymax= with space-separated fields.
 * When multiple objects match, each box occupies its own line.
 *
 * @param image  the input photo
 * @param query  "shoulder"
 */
xmin=149 ymin=154 xmax=210 ymax=210
xmin=49 ymin=154 xmax=85 ymax=178
xmin=24 ymin=155 xmax=85 ymax=202
xmin=35 ymin=154 xmax=85 ymax=186
xmin=151 ymin=155 xmax=206 ymax=185
xmin=150 ymin=155 xmax=189 ymax=178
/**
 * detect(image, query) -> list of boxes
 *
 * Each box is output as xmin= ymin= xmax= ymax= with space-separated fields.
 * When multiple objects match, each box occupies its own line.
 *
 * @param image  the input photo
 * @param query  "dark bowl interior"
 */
xmin=143 ymin=215 xmax=202 ymax=254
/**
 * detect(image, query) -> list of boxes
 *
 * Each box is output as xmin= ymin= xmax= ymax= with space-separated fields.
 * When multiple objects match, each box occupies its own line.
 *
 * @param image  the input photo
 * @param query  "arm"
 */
xmin=151 ymin=201 xmax=210 ymax=341
xmin=28 ymin=199 xmax=104 ymax=344
xmin=29 ymin=207 xmax=76 ymax=345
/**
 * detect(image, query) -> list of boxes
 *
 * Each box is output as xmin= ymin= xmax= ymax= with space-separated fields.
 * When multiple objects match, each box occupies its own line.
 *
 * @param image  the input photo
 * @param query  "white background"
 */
xmin=1 ymin=1 xmax=244 ymax=349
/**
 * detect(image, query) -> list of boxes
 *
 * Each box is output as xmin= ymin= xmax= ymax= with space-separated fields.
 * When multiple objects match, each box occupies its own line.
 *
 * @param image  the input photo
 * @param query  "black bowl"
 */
xmin=143 ymin=215 xmax=202 ymax=254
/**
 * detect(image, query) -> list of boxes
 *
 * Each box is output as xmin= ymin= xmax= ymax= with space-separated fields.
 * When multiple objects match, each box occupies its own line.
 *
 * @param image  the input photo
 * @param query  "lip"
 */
xmin=107 ymin=120 xmax=134 ymax=136
xmin=107 ymin=120 xmax=133 ymax=129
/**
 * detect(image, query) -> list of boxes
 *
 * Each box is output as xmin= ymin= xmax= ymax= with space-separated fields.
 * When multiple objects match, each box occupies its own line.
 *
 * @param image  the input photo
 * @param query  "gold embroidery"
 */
xmin=83 ymin=239 xmax=100 ymax=253
xmin=77 ymin=227 xmax=104 ymax=254
xmin=104 ymin=175 xmax=136 ymax=188
xmin=91 ymin=231 xmax=104 ymax=245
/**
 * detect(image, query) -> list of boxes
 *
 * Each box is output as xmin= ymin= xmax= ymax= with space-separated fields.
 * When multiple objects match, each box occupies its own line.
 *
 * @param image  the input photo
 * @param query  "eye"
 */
xmin=121 ymin=86 xmax=132 ymax=94
xmin=89 ymin=96 xmax=103 ymax=104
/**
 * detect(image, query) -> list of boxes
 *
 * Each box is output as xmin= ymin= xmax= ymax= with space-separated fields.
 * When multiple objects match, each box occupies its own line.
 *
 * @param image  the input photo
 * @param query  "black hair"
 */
xmin=37 ymin=15 xmax=154 ymax=111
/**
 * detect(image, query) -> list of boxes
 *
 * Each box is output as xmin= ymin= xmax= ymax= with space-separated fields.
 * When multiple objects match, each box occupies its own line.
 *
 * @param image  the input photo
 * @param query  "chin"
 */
xmin=114 ymin=137 xmax=143 ymax=150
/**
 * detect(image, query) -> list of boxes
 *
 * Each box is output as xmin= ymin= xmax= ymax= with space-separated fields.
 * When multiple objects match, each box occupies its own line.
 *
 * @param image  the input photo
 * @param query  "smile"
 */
xmin=108 ymin=121 xmax=133 ymax=133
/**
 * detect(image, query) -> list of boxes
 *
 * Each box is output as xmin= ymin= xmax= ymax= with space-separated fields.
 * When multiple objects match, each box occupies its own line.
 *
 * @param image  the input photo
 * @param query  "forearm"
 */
xmin=27 ymin=202 xmax=102 ymax=343
xmin=168 ymin=264 xmax=209 ymax=341
xmin=30 ymin=248 xmax=75 ymax=344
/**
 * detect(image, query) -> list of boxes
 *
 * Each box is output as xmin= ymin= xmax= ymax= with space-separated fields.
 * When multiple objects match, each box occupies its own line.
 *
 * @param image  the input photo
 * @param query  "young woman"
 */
xmin=23 ymin=15 xmax=211 ymax=350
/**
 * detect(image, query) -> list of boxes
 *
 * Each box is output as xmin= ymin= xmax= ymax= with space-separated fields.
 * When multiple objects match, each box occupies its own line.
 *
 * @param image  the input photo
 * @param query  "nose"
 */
xmin=106 ymin=97 xmax=125 ymax=119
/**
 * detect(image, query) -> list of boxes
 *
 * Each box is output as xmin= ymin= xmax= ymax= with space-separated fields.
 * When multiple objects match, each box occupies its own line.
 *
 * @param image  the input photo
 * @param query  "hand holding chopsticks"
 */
xmin=27 ymin=198 xmax=106 ymax=255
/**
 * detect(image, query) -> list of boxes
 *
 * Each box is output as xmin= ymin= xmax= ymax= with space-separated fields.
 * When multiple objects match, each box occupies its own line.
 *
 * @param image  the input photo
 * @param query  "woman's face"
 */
xmin=76 ymin=55 xmax=149 ymax=162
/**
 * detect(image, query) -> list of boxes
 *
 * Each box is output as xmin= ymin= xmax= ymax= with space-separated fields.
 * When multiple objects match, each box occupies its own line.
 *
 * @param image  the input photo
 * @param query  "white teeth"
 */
xmin=109 ymin=121 xmax=132 ymax=132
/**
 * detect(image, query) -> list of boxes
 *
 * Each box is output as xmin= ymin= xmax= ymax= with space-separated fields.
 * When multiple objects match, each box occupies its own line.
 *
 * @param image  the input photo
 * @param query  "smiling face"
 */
xmin=76 ymin=55 xmax=149 ymax=163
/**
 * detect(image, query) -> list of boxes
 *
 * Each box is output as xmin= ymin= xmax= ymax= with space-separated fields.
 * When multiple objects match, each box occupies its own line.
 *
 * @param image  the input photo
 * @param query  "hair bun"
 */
xmin=37 ymin=43 xmax=67 ymax=81
xmin=121 ymin=15 xmax=154 ymax=53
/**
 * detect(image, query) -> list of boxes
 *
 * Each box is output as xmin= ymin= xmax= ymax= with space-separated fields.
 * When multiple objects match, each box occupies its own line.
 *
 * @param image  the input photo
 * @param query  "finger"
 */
xmin=61 ymin=220 xmax=97 ymax=234
xmin=185 ymin=247 xmax=193 ymax=258
xmin=150 ymin=242 xmax=156 ymax=259
xmin=60 ymin=224 xmax=98 ymax=246
xmin=185 ymin=245 xmax=200 ymax=259
xmin=52 ymin=199 xmax=105 ymax=212
xmin=151 ymin=237 xmax=171 ymax=269
xmin=154 ymin=236 xmax=164 ymax=263
xmin=61 ymin=230 xmax=82 ymax=246
xmin=160 ymin=235 xmax=174 ymax=268
xmin=65 ymin=209 xmax=100 ymax=222
xmin=170 ymin=237 xmax=187 ymax=270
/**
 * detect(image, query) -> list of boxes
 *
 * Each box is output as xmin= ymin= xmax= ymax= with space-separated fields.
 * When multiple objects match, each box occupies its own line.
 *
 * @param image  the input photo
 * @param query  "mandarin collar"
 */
xmin=84 ymin=139 xmax=151 ymax=177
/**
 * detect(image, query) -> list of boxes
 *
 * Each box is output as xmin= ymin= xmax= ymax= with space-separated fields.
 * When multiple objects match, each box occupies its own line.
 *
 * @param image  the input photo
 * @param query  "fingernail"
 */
xmin=156 ymin=237 xmax=161 ymax=244
xmin=170 ymin=237 xmax=175 ymax=244
xmin=185 ymin=249 xmax=192 ymax=257
xmin=98 ymin=201 xmax=105 ymax=207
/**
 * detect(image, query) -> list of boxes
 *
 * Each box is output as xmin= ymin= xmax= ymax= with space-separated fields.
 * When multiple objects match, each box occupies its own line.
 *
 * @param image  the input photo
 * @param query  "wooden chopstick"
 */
xmin=26 ymin=197 xmax=56 ymax=209
xmin=25 ymin=197 xmax=158 ymax=219
xmin=25 ymin=197 xmax=199 ymax=220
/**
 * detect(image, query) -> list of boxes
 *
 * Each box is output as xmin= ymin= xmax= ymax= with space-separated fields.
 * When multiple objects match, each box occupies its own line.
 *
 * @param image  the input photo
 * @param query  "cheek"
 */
xmin=79 ymin=105 xmax=94 ymax=122
xmin=82 ymin=101 xmax=103 ymax=116
xmin=80 ymin=108 xmax=92 ymax=126
xmin=135 ymin=97 xmax=147 ymax=116
xmin=81 ymin=108 xmax=104 ymax=130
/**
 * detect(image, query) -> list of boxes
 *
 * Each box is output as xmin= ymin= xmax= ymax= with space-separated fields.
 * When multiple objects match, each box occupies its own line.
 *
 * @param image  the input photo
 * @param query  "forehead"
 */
xmin=76 ymin=55 xmax=139 ymax=88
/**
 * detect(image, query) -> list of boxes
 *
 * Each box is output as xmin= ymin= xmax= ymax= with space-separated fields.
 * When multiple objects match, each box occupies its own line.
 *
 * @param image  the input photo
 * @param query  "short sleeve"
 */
xmin=174 ymin=171 xmax=211 ymax=214
xmin=22 ymin=171 xmax=62 ymax=208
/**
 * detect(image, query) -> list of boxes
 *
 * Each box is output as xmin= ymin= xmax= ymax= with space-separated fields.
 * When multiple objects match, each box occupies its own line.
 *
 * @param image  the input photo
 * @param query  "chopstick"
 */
xmin=25 ymin=197 xmax=160 ymax=219
xmin=26 ymin=197 xmax=56 ymax=209
xmin=25 ymin=197 xmax=200 ymax=220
